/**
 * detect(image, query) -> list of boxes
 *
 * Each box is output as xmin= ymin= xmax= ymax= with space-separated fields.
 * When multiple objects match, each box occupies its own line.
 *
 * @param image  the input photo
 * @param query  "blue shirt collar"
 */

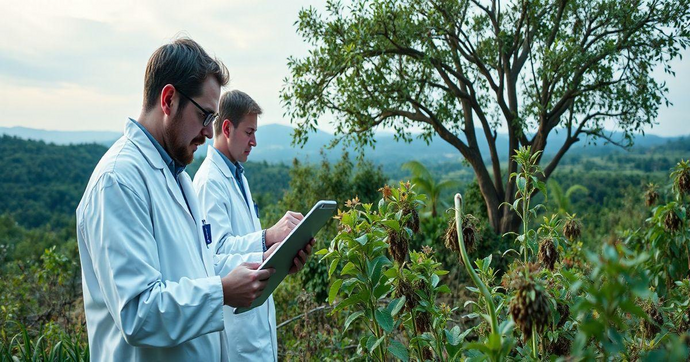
xmin=216 ymin=148 xmax=244 ymax=180
xmin=130 ymin=118 xmax=185 ymax=177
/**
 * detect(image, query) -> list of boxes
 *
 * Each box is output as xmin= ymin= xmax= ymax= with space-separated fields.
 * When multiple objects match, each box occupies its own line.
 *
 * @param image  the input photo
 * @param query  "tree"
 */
xmin=402 ymin=160 xmax=460 ymax=217
xmin=281 ymin=0 xmax=690 ymax=233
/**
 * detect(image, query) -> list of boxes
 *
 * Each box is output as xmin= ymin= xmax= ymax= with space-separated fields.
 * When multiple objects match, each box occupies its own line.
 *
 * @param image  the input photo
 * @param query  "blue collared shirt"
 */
xmin=216 ymin=149 xmax=250 ymax=208
xmin=130 ymin=118 xmax=186 ymax=178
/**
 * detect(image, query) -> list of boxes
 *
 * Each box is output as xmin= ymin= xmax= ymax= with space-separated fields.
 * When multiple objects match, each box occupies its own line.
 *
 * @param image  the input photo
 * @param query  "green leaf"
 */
xmin=381 ymin=219 xmax=400 ymax=231
xmin=328 ymin=258 xmax=339 ymax=279
xmin=435 ymin=285 xmax=451 ymax=294
xmin=367 ymin=335 xmax=385 ymax=353
xmin=344 ymin=311 xmax=364 ymax=331
xmin=373 ymin=283 xmax=393 ymax=300
xmin=444 ymin=325 xmax=462 ymax=346
xmin=387 ymin=340 xmax=409 ymax=361
xmin=375 ymin=308 xmax=395 ymax=333
xmin=314 ymin=248 xmax=329 ymax=256
xmin=355 ymin=234 xmax=368 ymax=245
xmin=328 ymin=279 xmax=343 ymax=304
xmin=340 ymin=261 xmax=357 ymax=276
xmin=431 ymin=274 xmax=440 ymax=288
xmin=388 ymin=296 xmax=406 ymax=316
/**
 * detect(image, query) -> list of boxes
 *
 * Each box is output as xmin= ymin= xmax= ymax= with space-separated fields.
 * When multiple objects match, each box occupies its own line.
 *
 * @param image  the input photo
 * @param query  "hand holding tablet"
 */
xmin=234 ymin=200 xmax=337 ymax=314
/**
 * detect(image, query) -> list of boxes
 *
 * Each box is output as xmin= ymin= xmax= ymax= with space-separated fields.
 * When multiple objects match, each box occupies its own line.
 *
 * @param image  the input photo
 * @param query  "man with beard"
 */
xmin=76 ymin=38 xmax=299 ymax=361
xmin=193 ymin=90 xmax=313 ymax=361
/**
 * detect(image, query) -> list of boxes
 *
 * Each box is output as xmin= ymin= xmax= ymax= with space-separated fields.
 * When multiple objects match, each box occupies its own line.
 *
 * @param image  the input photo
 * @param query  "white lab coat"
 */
xmin=193 ymin=146 xmax=278 ymax=361
xmin=76 ymin=120 xmax=249 ymax=361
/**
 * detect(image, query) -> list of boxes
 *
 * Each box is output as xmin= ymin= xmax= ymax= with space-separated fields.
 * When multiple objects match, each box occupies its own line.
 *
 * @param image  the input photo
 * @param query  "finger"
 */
xmin=298 ymin=250 xmax=307 ymax=263
xmin=242 ymin=262 xmax=261 ymax=270
xmin=288 ymin=211 xmax=304 ymax=220
xmin=293 ymin=257 xmax=303 ymax=271
xmin=304 ymin=243 xmax=313 ymax=255
xmin=255 ymin=269 xmax=273 ymax=281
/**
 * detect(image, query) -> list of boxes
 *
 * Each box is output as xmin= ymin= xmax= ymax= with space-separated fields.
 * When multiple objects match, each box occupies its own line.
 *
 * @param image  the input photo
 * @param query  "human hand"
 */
xmin=265 ymin=211 xmax=303 ymax=246
xmin=289 ymin=238 xmax=315 ymax=275
xmin=221 ymin=262 xmax=275 ymax=308
xmin=263 ymin=242 xmax=279 ymax=261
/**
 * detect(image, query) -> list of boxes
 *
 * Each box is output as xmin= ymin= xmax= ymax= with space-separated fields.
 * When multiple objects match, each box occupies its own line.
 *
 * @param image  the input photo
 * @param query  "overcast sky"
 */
xmin=0 ymin=0 xmax=688 ymax=137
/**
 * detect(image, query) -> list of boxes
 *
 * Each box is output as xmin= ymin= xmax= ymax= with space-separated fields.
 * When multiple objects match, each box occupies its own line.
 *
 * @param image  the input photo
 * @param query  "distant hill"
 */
xmin=1 ymin=124 xmax=681 ymax=164
xmin=0 ymin=126 xmax=120 ymax=146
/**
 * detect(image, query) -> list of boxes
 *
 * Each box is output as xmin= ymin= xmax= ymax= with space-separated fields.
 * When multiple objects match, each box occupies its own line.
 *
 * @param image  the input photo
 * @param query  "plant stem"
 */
xmin=454 ymin=194 xmax=499 ymax=336
xmin=531 ymin=327 xmax=537 ymax=359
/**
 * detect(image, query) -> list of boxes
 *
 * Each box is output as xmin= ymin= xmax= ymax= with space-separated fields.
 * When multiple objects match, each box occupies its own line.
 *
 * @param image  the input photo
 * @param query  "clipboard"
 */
xmin=234 ymin=200 xmax=337 ymax=314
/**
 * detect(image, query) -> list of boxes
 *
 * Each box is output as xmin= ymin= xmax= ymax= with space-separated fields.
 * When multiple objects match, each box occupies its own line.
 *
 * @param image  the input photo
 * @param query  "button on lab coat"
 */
xmin=76 ymin=120 xmax=250 ymax=361
xmin=193 ymin=146 xmax=277 ymax=361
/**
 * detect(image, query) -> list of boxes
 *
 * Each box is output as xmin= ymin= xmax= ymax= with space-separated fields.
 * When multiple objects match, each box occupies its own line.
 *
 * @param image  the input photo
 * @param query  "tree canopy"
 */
xmin=282 ymin=0 xmax=690 ymax=233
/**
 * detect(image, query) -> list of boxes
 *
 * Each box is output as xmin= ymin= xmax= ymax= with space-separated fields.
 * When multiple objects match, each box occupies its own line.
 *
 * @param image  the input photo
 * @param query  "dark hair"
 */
xmin=215 ymin=90 xmax=263 ymax=136
xmin=143 ymin=37 xmax=229 ymax=111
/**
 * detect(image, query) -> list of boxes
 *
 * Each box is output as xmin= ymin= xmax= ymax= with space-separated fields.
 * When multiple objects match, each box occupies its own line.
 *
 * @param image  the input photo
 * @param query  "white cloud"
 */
xmin=0 ymin=0 xmax=686 ymax=138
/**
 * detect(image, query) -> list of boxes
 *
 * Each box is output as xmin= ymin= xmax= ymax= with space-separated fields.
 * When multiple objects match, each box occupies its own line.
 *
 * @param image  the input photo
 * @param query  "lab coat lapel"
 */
xmin=208 ymin=147 xmax=253 ymax=217
xmin=240 ymin=174 xmax=261 ymax=231
xmin=179 ymin=172 xmax=214 ymax=275
xmin=162 ymin=170 xmax=196 ymax=223
xmin=124 ymin=120 xmax=195 ymax=223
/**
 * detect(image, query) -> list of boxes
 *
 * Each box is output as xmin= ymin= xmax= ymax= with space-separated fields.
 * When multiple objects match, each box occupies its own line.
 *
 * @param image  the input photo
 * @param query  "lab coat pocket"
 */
xmin=227 ymin=307 xmax=268 ymax=356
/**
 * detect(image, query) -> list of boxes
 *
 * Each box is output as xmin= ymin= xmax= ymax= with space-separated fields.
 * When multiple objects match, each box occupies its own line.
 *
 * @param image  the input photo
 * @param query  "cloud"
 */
xmin=0 ymin=0 xmax=686 ymax=137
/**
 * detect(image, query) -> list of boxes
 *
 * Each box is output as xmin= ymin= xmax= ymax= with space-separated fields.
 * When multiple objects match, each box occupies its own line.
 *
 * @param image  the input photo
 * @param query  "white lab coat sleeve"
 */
xmin=81 ymin=173 xmax=225 ymax=348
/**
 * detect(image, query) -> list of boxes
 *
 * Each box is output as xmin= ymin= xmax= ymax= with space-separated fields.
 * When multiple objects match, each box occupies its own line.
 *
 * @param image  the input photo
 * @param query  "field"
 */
xmin=1 ymin=135 xmax=689 ymax=360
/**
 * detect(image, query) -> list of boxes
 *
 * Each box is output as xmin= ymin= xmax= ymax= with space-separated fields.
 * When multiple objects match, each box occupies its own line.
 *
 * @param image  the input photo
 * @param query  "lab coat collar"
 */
xmin=124 ymin=119 xmax=194 ymax=224
xmin=124 ymin=119 xmax=166 ymax=171
xmin=206 ymin=146 xmax=234 ymax=180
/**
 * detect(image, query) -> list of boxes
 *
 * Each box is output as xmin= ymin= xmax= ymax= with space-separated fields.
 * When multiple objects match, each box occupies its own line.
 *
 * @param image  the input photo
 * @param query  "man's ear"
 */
xmin=160 ymin=84 xmax=176 ymax=116
xmin=222 ymin=119 xmax=232 ymax=137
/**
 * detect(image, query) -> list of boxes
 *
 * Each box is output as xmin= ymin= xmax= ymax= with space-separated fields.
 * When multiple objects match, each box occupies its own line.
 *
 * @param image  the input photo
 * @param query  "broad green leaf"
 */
xmin=344 ymin=311 xmax=364 ymax=331
xmin=328 ymin=258 xmax=339 ymax=279
xmin=387 ymin=296 xmax=406 ymax=316
xmin=375 ymin=308 xmax=394 ymax=333
xmin=367 ymin=335 xmax=385 ymax=353
xmin=381 ymin=219 xmax=400 ymax=231
xmin=387 ymin=340 xmax=409 ymax=361
xmin=340 ymin=261 xmax=357 ymax=276
xmin=328 ymin=279 xmax=343 ymax=304
xmin=431 ymin=274 xmax=440 ymax=288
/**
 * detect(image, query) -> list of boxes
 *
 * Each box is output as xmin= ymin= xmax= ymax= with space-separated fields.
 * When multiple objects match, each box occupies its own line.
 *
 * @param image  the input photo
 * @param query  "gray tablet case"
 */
xmin=234 ymin=200 xmax=337 ymax=314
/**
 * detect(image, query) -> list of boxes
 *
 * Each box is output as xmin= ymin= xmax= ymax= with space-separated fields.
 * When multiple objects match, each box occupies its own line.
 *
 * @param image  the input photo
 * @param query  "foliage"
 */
xmin=402 ymin=160 xmax=461 ymax=217
xmin=282 ymin=0 xmax=690 ymax=234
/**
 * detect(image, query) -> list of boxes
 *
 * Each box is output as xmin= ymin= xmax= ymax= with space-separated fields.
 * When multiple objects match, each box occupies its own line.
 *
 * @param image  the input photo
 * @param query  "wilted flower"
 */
xmin=664 ymin=210 xmax=681 ymax=233
xmin=672 ymin=160 xmax=690 ymax=195
xmin=402 ymin=205 xmax=420 ymax=234
xmin=443 ymin=214 xmax=479 ymax=262
xmin=563 ymin=215 xmax=582 ymax=241
xmin=509 ymin=277 xmax=551 ymax=338
xmin=378 ymin=185 xmax=393 ymax=200
xmin=538 ymin=237 xmax=559 ymax=271
xmin=396 ymin=278 xmax=418 ymax=311
xmin=644 ymin=183 xmax=660 ymax=207
xmin=387 ymin=229 xmax=408 ymax=264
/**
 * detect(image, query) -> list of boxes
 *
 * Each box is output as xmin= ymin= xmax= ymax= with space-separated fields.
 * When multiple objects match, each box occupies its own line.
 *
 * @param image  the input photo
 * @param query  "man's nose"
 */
xmin=202 ymin=122 xmax=214 ymax=139
xmin=250 ymin=134 xmax=257 ymax=147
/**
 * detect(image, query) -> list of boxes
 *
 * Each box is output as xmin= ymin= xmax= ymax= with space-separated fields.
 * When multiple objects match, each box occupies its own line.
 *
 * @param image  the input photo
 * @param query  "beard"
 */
xmin=165 ymin=113 xmax=205 ymax=165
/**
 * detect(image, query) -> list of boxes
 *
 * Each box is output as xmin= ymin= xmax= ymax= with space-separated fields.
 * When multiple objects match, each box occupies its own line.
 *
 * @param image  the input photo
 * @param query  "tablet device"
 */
xmin=234 ymin=200 xmax=337 ymax=314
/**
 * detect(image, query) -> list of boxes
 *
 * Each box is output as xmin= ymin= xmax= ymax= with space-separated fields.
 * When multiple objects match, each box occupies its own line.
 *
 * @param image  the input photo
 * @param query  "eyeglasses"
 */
xmin=176 ymin=88 xmax=218 ymax=127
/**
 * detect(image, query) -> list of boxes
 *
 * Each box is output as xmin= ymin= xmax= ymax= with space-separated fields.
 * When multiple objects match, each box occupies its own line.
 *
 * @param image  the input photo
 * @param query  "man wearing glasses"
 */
xmin=76 ymin=38 xmax=276 ymax=361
